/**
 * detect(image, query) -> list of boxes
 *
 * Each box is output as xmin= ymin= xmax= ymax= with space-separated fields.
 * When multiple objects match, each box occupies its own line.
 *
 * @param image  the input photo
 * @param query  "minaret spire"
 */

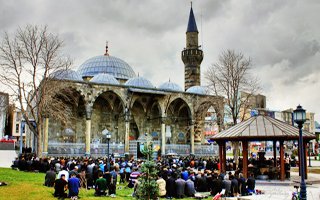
xmin=104 ymin=41 xmax=109 ymax=56
xmin=187 ymin=2 xmax=198 ymax=33
xmin=182 ymin=3 xmax=203 ymax=91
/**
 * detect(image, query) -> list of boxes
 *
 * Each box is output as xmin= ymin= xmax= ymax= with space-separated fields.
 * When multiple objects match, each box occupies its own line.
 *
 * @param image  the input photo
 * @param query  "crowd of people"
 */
xmin=12 ymin=153 xmax=256 ymax=199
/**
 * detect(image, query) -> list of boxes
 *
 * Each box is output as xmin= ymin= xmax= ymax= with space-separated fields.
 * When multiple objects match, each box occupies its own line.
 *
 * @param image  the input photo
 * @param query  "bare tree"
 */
xmin=205 ymin=49 xmax=260 ymax=166
xmin=0 ymin=25 xmax=75 ymax=155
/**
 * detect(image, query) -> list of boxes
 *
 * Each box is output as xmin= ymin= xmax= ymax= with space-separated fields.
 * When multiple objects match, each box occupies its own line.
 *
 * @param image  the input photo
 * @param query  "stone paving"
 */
xmin=247 ymin=183 xmax=320 ymax=200
xmin=242 ymin=170 xmax=320 ymax=200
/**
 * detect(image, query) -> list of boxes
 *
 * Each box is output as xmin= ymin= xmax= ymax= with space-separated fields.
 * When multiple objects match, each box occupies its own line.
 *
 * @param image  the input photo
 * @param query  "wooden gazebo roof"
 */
xmin=212 ymin=115 xmax=316 ymax=141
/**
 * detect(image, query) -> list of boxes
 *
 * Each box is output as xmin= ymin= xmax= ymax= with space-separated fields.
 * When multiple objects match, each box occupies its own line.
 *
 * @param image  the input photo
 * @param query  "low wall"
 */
xmin=0 ymin=150 xmax=17 ymax=168
xmin=0 ymin=142 xmax=15 ymax=150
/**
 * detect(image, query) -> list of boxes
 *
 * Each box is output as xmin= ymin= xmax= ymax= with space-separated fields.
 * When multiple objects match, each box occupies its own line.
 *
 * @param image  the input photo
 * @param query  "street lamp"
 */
xmin=102 ymin=129 xmax=112 ymax=162
xmin=106 ymin=132 xmax=111 ymax=160
xmin=293 ymin=105 xmax=307 ymax=200
xmin=308 ymin=142 xmax=312 ymax=167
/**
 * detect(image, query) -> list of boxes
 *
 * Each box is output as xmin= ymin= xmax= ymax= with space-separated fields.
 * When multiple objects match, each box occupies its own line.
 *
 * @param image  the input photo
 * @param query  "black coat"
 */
xmin=45 ymin=170 xmax=56 ymax=187
xmin=211 ymin=178 xmax=222 ymax=196
xmin=166 ymin=177 xmax=176 ymax=197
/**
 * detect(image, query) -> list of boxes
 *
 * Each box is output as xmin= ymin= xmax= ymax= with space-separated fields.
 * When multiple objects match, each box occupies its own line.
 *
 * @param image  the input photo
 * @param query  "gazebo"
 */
xmin=212 ymin=115 xmax=316 ymax=181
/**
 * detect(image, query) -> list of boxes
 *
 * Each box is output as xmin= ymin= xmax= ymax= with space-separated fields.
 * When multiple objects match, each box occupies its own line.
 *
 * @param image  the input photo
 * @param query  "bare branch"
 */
xmin=0 ymin=25 xmax=73 ymax=155
xmin=205 ymin=49 xmax=260 ymax=125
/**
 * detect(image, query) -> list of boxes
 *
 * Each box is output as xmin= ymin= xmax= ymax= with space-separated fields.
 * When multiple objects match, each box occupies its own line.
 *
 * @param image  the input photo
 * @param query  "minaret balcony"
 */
xmin=182 ymin=48 xmax=203 ymax=57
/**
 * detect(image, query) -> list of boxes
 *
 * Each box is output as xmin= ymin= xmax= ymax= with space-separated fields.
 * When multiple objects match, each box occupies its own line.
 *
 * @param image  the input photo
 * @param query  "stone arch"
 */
xmin=48 ymin=87 xmax=87 ymax=145
xmin=127 ymin=95 xmax=162 ymax=140
xmin=194 ymin=100 xmax=217 ymax=143
xmin=91 ymin=90 xmax=125 ymax=143
xmin=146 ymin=101 xmax=162 ymax=140
xmin=91 ymin=88 xmax=126 ymax=108
xmin=166 ymin=97 xmax=192 ymax=144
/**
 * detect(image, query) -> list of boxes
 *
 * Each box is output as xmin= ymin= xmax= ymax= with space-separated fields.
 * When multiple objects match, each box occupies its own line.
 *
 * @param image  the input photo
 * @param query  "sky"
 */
xmin=0 ymin=0 xmax=319 ymax=121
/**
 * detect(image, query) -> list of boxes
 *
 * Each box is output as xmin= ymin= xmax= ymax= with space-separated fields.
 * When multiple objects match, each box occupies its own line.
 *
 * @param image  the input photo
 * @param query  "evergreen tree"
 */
xmin=136 ymin=135 xmax=159 ymax=200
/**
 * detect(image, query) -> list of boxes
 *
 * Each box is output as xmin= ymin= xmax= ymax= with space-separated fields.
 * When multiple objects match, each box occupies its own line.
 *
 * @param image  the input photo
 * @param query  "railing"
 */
xmin=48 ymin=142 xmax=218 ymax=157
xmin=166 ymin=144 xmax=218 ymax=156
xmin=48 ymin=143 xmax=125 ymax=157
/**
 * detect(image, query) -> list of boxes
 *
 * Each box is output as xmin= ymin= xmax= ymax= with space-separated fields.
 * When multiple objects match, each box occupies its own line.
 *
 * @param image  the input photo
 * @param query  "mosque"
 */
xmin=43 ymin=6 xmax=225 ymax=157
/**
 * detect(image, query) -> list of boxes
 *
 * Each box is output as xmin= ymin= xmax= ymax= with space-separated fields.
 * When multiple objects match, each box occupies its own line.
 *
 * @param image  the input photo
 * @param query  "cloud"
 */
xmin=0 ymin=0 xmax=320 ymax=120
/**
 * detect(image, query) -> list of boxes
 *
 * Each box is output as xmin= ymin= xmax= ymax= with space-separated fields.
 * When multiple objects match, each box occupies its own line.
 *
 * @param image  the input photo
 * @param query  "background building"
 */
xmin=0 ymin=92 xmax=9 ymax=139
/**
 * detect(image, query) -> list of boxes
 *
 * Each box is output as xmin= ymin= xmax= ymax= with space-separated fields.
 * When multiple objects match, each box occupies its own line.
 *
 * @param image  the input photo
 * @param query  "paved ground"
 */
xmin=247 ymin=183 xmax=320 ymax=200
xmin=245 ymin=170 xmax=320 ymax=200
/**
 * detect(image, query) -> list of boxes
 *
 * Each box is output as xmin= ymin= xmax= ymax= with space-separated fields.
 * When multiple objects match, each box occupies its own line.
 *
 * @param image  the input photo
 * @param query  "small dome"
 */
xmin=77 ymin=55 xmax=136 ymax=80
xmin=159 ymin=81 xmax=183 ymax=92
xmin=186 ymin=86 xmax=207 ymax=95
xmin=90 ymin=73 xmax=119 ymax=85
xmin=125 ymin=76 xmax=154 ymax=88
xmin=51 ymin=69 xmax=82 ymax=81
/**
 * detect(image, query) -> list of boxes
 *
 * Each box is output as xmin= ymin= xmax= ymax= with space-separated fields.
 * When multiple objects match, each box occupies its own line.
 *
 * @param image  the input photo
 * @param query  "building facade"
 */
xmin=0 ymin=92 xmax=9 ymax=138
xmin=35 ymin=6 xmax=224 ymax=157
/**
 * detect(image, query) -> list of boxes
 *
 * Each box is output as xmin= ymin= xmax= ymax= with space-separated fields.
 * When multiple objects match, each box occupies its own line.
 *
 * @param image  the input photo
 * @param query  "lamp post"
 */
xmin=308 ymin=142 xmax=312 ymax=167
xmin=106 ymin=132 xmax=111 ymax=161
xmin=294 ymin=105 xmax=307 ymax=200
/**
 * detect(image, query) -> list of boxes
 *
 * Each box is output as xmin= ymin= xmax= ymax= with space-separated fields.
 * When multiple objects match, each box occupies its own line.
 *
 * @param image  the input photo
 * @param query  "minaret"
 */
xmin=182 ymin=3 xmax=203 ymax=91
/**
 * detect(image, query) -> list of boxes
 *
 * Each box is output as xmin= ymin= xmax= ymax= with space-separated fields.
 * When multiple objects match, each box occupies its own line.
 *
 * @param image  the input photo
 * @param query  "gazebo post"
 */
xmin=273 ymin=140 xmax=277 ymax=167
xmin=218 ymin=141 xmax=226 ymax=174
xmin=304 ymin=141 xmax=308 ymax=179
xmin=242 ymin=140 xmax=248 ymax=178
xmin=218 ymin=141 xmax=223 ymax=172
xmin=223 ymin=142 xmax=227 ymax=173
xmin=219 ymin=141 xmax=226 ymax=174
xmin=280 ymin=140 xmax=285 ymax=181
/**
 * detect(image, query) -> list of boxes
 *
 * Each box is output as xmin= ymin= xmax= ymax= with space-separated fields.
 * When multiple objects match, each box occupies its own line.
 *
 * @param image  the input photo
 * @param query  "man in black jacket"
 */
xmin=210 ymin=173 xmax=222 ymax=196
xmin=44 ymin=167 xmax=56 ymax=187
xmin=166 ymin=172 xmax=176 ymax=199
xmin=54 ymin=174 xmax=67 ymax=198
xmin=246 ymin=173 xmax=255 ymax=193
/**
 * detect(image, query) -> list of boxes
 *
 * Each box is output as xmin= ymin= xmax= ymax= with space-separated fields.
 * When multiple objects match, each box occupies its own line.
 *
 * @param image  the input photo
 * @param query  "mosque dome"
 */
xmin=125 ymin=76 xmax=154 ymax=88
xmin=77 ymin=55 xmax=136 ymax=80
xmin=90 ymin=73 xmax=120 ymax=85
xmin=159 ymin=81 xmax=183 ymax=92
xmin=186 ymin=86 xmax=207 ymax=95
xmin=51 ymin=69 xmax=82 ymax=81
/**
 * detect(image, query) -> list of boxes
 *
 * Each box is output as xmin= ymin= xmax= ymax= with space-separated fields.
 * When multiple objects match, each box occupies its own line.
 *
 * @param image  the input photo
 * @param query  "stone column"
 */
xmin=216 ymin=105 xmax=225 ymax=132
xmin=190 ymin=120 xmax=195 ymax=154
xmin=85 ymin=105 xmax=92 ymax=156
xmin=161 ymin=121 xmax=166 ymax=156
xmin=42 ymin=117 xmax=49 ymax=156
xmin=124 ymin=107 xmax=130 ymax=153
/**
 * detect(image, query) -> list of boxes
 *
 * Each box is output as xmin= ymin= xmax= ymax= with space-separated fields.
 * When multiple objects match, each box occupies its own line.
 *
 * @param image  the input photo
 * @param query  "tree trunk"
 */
xmin=232 ymin=141 xmax=240 ymax=169
xmin=37 ymin=125 xmax=43 ymax=157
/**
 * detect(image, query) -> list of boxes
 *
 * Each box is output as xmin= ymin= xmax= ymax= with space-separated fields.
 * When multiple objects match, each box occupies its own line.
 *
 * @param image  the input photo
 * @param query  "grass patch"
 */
xmin=0 ymin=168 xmax=207 ymax=200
